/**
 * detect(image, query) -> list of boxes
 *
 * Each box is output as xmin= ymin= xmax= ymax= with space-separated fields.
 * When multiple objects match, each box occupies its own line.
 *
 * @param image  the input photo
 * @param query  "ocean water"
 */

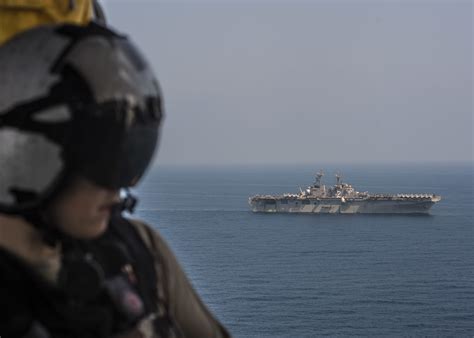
xmin=134 ymin=163 xmax=473 ymax=337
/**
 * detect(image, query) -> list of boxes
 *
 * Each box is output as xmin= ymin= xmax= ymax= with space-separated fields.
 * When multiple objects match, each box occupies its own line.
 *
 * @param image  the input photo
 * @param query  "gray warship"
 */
xmin=249 ymin=171 xmax=441 ymax=214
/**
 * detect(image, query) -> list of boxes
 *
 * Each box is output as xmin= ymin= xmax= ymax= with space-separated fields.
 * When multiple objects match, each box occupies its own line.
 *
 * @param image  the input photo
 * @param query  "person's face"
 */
xmin=46 ymin=176 xmax=121 ymax=239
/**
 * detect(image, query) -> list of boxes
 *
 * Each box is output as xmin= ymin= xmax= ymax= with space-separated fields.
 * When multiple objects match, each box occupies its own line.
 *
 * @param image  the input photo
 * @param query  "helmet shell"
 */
xmin=0 ymin=23 xmax=163 ymax=214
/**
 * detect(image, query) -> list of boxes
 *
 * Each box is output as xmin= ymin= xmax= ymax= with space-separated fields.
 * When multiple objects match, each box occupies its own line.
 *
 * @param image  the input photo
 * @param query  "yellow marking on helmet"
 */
xmin=0 ymin=0 xmax=94 ymax=45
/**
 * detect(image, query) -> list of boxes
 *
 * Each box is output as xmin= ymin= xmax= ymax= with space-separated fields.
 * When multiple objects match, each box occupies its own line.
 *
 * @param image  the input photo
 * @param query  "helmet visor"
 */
xmin=67 ymin=106 xmax=160 ymax=190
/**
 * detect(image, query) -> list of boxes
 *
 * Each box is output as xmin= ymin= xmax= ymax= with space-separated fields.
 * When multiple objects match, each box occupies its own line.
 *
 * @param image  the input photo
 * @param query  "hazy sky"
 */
xmin=105 ymin=0 xmax=472 ymax=165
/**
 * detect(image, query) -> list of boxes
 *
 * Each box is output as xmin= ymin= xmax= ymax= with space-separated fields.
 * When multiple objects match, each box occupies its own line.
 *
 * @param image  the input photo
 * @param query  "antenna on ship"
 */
xmin=335 ymin=172 xmax=342 ymax=186
xmin=315 ymin=170 xmax=324 ymax=188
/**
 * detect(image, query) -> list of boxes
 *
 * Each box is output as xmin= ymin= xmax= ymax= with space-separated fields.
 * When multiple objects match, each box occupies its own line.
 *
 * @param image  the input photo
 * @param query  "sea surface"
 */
xmin=134 ymin=163 xmax=473 ymax=337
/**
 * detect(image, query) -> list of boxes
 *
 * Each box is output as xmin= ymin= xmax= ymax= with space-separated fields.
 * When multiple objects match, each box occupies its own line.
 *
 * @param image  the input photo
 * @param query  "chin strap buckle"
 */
xmin=120 ymin=190 xmax=138 ymax=214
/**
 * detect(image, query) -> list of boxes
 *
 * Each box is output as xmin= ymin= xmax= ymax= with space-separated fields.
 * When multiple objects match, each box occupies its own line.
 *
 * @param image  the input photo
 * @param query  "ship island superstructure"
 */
xmin=249 ymin=171 xmax=441 ymax=214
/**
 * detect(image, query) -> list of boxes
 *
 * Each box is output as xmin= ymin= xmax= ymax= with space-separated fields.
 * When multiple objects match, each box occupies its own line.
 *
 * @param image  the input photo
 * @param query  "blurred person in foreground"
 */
xmin=0 ymin=1 xmax=231 ymax=337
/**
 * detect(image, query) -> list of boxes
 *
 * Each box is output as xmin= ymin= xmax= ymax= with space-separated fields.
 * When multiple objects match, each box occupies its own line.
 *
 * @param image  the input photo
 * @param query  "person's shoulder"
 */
xmin=126 ymin=218 xmax=162 ymax=245
xmin=124 ymin=217 xmax=184 ymax=299
xmin=126 ymin=217 xmax=156 ymax=232
xmin=124 ymin=218 xmax=232 ymax=337
xmin=125 ymin=217 xmax=175 ymax=262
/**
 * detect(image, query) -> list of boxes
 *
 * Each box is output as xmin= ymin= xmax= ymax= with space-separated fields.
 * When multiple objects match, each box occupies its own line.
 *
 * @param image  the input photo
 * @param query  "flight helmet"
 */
xmin=0 ymin=23 xmax=163 ymax=215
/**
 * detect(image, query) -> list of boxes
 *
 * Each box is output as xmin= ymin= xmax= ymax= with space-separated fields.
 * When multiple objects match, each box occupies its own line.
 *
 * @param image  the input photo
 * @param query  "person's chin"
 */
xmin=89 ymin=218 xmax=109 ymax=238
xmin=76 ymin=217 xmax=109 ymax=239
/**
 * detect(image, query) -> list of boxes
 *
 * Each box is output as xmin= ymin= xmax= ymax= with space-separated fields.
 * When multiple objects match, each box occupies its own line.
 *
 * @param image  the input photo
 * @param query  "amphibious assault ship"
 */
xmin=249 ymin=171 xmax=441 ymax=214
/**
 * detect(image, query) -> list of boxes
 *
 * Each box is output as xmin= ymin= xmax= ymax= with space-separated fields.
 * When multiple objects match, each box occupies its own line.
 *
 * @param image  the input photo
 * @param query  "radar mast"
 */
xmin=314 ymin=170 xmax=324 ymax=188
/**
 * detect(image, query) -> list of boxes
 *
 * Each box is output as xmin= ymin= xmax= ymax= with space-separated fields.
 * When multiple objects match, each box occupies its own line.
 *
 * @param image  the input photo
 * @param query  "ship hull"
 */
xmin=249 ymin=198 xmax=437 ymax=214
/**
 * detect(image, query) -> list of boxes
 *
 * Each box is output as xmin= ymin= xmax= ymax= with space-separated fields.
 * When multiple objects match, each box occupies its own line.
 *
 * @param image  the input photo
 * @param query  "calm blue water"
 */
xmin=134 ymin=163 xmax=473 ymax=337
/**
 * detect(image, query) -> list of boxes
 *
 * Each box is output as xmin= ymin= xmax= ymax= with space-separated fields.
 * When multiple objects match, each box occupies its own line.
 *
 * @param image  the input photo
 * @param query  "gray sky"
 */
xmin=105 ymin=0 xmax=472 ymax=165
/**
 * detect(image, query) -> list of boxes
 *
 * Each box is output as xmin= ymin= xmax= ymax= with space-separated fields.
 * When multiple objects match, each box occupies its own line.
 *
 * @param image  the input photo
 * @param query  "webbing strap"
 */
xmin=109 ymin=216 xmax=177 ymax=337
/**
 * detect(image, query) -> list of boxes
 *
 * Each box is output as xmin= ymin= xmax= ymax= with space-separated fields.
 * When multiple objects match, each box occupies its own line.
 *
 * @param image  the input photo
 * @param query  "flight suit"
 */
xmin=0 ymin=215 xmax=231 ymax=338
